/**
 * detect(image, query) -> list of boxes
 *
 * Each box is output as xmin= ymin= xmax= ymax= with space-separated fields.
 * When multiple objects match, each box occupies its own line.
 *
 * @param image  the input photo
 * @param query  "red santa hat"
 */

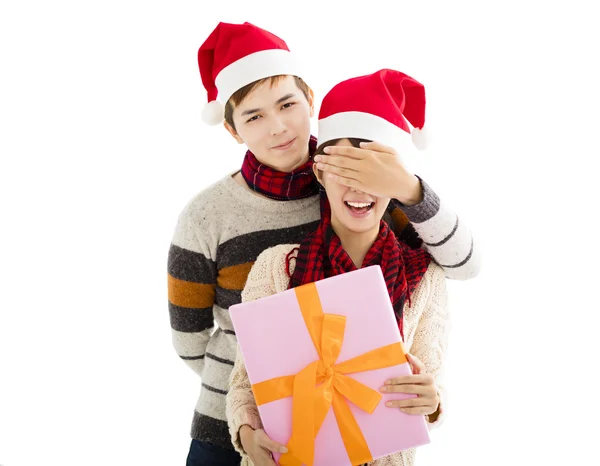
xmin=318 ymin=69 xmax=430 ymax=150
xmin=197 ymin=22 xmax=303 ymax=125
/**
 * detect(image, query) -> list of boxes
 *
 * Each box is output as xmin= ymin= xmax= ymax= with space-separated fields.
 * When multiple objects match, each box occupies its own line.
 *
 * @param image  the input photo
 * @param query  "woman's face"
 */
xmin=318 ymin=139 xmax=390 ymax=235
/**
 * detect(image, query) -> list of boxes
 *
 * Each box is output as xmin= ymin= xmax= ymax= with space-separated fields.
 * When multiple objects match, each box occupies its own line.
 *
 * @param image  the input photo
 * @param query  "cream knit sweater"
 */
xmin=226 ymin=244 xmax=450 ymax=466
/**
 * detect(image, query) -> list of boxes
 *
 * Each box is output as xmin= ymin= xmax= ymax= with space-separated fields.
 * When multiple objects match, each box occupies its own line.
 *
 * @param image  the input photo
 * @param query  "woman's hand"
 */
xmin=380 ymin=352 xmax=440 ymax=416
xmin=239 ymin=425 xmax=288 ymax=466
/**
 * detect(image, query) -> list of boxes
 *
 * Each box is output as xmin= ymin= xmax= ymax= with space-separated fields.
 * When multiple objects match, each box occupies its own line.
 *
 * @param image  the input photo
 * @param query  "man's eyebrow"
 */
xmin=241 ymin=107 xmax=261 ymax=116
xmin=275 ymin=93 xmax=296 ymax=105
xmin=240 ymin=93 xmax=296 ymax=116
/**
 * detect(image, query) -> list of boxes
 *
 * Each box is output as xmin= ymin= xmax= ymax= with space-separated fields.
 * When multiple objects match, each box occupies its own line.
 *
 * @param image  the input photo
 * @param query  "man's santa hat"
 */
xmin=198 ymin=22 xmax=303 ymax=125
xmin=318 ymin=69 xmax=430 ymax=150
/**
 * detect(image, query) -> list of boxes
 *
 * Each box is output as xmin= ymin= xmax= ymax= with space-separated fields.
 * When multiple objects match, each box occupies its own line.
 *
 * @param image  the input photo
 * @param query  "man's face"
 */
xmin=226 ymin=76 xmax=314 ymax=172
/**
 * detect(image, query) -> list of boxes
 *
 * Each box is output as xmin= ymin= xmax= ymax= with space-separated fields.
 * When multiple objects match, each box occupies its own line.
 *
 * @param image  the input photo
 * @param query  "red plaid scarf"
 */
xmin=240 ymin=135 xmax=319 ymax=201
xmin=288 ymin=204 xmax=431 ymax=339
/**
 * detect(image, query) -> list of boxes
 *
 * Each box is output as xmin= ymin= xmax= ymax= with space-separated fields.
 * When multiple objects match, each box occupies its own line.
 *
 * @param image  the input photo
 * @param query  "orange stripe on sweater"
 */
xmin=217 ymin=262 xmax=255 ymax=290
xmin=168 ymin=274 xmax=216 ymax=309
xmin=390 ymin=207 xmax=410 ymax=232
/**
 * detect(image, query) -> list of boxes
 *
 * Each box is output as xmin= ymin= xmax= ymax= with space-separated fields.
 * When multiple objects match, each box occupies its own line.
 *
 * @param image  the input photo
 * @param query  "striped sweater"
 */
xmin=167 ymin=172 xmax=479 ymax=450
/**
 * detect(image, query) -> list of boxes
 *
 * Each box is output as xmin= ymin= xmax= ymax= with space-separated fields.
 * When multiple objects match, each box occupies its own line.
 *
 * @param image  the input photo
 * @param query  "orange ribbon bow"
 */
xmin=251 ymin=282 xmax=407 ymax=466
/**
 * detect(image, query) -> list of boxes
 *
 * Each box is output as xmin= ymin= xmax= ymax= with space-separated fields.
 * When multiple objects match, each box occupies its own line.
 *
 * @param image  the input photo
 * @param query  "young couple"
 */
xmin=168 ymin=21 xmax=479 ymax=466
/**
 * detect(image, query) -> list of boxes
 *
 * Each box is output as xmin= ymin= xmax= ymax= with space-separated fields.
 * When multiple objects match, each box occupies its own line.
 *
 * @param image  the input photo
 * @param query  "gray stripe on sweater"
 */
xmin=215 ymin=287 xmax=242 ymax=310
xmin=180 ymin=354 xmax=205 ymax=361
xmin=437 ymin=237 xmax=474 ymax=268
xmin=423 ymin=216 xmax=459 ymax=247
xmin=201 ymin=382 xmax=228 ymax=395
xmin=168 ymin=244 xmax=216 ymax=282
xmin=190 ymin=412 xmax=234 ymax=450
xmin=216 ymin=221 xmax=319 ymax=268
xmin=179 ymin=352 xmax=234 ymax=364
xmin=203 ymin=334 xmax=237 ymax=385
xmin=169 ymin=303 xmax=214 ymax=333
xmin=205 ymin=352 xmax=235 ymax=366
xmin=212 ymin=327 xmax=237 ymax=337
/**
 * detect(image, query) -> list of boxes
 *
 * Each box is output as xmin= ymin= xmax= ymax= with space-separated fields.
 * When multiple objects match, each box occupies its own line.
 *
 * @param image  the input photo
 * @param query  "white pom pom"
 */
xmin=411 ymin=126 xmax=430 ymax=151
xmin=201 ymin=100 xmax=224 ymax=125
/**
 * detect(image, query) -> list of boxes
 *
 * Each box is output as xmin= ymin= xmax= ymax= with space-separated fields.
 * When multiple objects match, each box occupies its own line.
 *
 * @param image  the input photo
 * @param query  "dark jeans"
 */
xmin=186 ymin=439 xmax=242 ymax=466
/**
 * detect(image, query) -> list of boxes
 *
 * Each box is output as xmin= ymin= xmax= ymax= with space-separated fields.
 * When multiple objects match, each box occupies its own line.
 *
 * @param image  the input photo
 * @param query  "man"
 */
xmin=168 ymin=21 xmax=479 ymax=465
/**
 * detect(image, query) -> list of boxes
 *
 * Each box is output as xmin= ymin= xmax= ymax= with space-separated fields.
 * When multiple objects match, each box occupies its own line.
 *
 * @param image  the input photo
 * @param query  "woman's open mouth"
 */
xmin=344 ymin=201 xmax=375 ymax=217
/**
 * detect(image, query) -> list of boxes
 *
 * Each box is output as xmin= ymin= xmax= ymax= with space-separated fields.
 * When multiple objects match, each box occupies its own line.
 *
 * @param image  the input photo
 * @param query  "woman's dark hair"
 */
xmin=315 ymin=137 xmax=423 ymax=250
xmin=314 ymin=137 xmax=369 ymax=156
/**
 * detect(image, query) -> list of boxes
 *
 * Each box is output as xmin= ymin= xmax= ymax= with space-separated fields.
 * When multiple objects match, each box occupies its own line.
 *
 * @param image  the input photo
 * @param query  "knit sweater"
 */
xmin=167 ymin=172 xmax=472 ymax=450
xmin=226 ymin=244 xmax=449 ymax=466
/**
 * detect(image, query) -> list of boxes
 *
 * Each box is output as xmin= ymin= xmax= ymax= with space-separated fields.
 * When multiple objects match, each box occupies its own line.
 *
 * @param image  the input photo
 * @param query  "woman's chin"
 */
xmin=340 ymin=216 xmax=379 ymax=234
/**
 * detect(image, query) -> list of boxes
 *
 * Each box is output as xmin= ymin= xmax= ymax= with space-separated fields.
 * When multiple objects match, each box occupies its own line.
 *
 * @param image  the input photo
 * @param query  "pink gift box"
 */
xmin=230 ymin=265 xmax=430 ymax=466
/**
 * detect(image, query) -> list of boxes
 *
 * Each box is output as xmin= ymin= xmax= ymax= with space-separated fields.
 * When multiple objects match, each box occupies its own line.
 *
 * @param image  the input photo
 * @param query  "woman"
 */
xmin=172 ymin=23 xmax=476 ymax=465
xmin=226 ymin=69 xmax=450 ymax=466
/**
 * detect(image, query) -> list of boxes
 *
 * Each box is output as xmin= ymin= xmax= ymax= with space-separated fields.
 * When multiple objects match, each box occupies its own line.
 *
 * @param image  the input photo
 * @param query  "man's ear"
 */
xmin=223 ymin=120 xmax=244 ymax=144
xmin=308 ymin=87 xmax=316 ymax=118
xmin=312 ymin=162 xmax=324 ymax=184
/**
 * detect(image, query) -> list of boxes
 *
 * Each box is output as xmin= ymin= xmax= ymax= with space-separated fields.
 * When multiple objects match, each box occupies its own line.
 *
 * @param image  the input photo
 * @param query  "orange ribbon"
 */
xmin=251 ymin=282 xmax=407 ymax=466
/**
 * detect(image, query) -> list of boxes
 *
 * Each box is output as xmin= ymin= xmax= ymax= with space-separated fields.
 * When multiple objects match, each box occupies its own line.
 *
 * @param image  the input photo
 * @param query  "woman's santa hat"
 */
xmin=318 ymin=69 xmax=430 ymax=150
xmin=198 ymin=22 xmax=303 ymax=125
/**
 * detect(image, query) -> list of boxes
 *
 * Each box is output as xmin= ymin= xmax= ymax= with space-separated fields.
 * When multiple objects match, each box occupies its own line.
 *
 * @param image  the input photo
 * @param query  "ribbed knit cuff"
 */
xmin=394 ymin=177 xmax=441 ymax=224
xmin=427 ymin=385 xmax=447 ymax=431
xmin=230 ymin=406 xmax=263 ymax=454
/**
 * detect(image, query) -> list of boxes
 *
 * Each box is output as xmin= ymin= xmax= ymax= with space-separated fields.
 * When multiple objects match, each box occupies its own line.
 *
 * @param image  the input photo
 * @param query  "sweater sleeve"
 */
xmin=403 ymin=263 xmax=450 ymax=430
xmin=227 ymin=344 xmax=264 ymax=454
xmin=226 ymin=245 xmax=297 ymax=455
xmin=167 ymin=206 xmax=217 ymax=377
xmin=391 ymin=177 xmax=481 ymax=281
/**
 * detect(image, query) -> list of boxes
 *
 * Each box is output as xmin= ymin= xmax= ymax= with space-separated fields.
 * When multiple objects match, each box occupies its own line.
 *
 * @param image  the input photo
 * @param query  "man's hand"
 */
xmin=314 ymin=141 xmax=423 ymax=205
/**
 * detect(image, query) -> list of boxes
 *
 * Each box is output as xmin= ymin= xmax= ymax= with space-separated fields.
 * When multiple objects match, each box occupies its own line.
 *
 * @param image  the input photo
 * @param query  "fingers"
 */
xmin=380 ymin=383 xmax=433 ymax=395
xmin=315 ymin=159 xmax=359 ymax=178
xmin=381 ymin=357 xmax=438 ymax=415
xmin=396 ymin=406 xmax=437 ymax=415
xmin=385 ymin=396 xmax=436 ymax=409
xmin=313 ymin=154 xmax=359 ymax=170
xmin=319 ymin=141 xmax=397 ymax=157
xmin=324 ymin=173 xmax=362 ymax=189
xmin=359 ymin=140 xmax=397 ymax=155
xmin=320 ymin=145 xmax=366 ymax=159
xmin=255 ymin=429 xmax=288 ymax=454
xmin=383 ymin=373 xmax=434 ymax=387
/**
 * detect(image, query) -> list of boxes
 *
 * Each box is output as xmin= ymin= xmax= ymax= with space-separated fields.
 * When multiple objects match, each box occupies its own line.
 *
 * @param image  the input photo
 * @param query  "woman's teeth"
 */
xmin=345 ymin=201 xmax=374 ymax=211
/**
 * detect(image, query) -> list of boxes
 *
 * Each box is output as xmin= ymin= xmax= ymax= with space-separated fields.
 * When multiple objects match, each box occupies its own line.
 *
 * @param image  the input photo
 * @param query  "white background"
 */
xmin=1 ymin=1 xmax=599 ymax=465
